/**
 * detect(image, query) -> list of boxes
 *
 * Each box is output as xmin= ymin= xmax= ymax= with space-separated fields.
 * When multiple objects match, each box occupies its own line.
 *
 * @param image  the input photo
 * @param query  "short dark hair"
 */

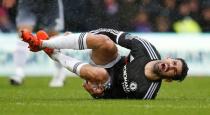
xmin=172 ymin=58 xmax=189 ymax=81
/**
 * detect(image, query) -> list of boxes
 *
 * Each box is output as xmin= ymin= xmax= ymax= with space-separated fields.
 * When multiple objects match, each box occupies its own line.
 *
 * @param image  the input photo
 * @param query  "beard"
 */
xmin=153 ymin=62 xmax=161 ymax=75
xmin=153 ymin=61 xmax=168 ymax=79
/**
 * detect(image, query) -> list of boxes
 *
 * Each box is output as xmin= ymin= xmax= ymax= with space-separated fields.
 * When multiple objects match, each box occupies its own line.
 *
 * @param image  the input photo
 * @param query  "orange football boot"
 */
xmin=36 ymin=30 xmax=54 ymax=55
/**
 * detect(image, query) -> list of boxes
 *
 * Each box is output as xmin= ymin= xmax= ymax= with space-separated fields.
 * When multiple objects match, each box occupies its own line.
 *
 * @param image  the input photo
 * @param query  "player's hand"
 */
xmin=83 ymin=81 xmax=104 ymax=97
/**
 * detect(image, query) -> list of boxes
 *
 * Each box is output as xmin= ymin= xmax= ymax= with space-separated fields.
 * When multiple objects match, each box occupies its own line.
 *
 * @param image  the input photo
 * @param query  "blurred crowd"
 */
xmin=1 ymin=0 xmax=210 ymax=33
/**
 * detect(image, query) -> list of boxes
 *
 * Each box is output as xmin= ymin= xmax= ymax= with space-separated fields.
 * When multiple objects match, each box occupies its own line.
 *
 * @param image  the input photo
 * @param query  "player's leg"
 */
xmin=38 ymin=33 xmax=118 ymax=65
xmin=24 ymin=31 xmax=110 ymax=84
xmin=11 ymin=40 xmax=28 ymax=85
xmin=49 ymin=62 xmax=66 ymax=87
xmin=46 ymin=49 xmax=109 ymax=84
xmin=22 ymin=29 xmax=119 ymax=69
xmin=46 ymin=31 xmax=67 ymax=88
xmin=40 ymin=0 xmax=66 ymax=87
xmin=86 ymin=34 xmax=118 ymax=66
xmin=10 ymin=0 xmax=36 ymax=85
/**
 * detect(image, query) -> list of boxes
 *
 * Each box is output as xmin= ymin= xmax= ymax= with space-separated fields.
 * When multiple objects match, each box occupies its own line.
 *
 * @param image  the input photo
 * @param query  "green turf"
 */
xmin=0 ymin=76 xmax=210 ymax=115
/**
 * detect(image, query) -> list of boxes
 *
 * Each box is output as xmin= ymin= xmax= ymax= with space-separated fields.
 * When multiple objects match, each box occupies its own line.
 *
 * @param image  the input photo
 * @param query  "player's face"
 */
xmin=153 ymin=58 xmax=183 ymax=79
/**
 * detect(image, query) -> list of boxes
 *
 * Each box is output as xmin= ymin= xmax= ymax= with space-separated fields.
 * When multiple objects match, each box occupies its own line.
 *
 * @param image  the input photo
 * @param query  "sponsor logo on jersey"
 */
xmin=122 ymin=65 xmax=130 ymax=93
xmin=122 ymin=65 xmax=138 ymax=93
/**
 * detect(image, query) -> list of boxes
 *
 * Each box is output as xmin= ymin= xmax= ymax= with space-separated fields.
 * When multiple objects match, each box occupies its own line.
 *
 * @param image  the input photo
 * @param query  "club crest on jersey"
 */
xmin=129 ymin=82 xmax=137 ymax=91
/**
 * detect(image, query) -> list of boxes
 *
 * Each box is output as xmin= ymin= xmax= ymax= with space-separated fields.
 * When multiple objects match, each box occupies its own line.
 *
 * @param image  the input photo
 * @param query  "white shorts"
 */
xmin=88 ymin=50 xmax=121 ymax=68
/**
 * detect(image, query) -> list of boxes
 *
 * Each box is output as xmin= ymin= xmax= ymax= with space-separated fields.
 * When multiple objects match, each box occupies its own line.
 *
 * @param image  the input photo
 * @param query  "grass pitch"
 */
xmin=0 ymin=76 xmax=210 ymax=115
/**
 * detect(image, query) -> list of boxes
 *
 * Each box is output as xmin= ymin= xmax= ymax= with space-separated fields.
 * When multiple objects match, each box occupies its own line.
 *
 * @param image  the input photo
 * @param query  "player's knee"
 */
xmin=86 ymin=33 xmax=116 ymax=52
xmin=98 ymin=35 xmax=116 ymax=53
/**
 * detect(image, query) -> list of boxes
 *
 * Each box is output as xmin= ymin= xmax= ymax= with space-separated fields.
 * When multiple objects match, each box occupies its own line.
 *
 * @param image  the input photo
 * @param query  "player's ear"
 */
xmin=164 ymin=79 xmax=173 ymax=82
